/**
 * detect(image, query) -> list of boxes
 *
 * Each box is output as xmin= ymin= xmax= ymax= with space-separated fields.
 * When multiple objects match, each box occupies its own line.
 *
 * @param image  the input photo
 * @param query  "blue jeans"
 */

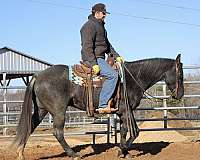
xmin=97 ymin=58 xmax=119 ymax=108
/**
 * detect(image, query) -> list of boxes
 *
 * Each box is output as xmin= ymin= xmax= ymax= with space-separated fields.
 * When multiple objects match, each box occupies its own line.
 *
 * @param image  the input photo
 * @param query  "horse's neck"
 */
xmin=126 ymin=59 xmax=172 ymax=91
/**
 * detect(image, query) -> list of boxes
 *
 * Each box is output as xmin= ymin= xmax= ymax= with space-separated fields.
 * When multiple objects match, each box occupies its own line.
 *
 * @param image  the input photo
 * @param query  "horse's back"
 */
xmin=37 ymin=65 xmax=68 ymax=79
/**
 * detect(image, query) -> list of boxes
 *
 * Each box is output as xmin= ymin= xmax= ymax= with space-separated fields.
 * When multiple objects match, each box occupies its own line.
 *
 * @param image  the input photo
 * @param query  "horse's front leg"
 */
xmin=118 ymin=114 xmax=129 ymax=157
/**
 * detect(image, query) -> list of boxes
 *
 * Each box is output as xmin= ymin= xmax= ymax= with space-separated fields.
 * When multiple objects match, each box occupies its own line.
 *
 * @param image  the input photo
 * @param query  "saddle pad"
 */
xmin=69 ymin=66 xmax=102 ymax=86
xmin=68 ymin=62 xmax=124 ymax=86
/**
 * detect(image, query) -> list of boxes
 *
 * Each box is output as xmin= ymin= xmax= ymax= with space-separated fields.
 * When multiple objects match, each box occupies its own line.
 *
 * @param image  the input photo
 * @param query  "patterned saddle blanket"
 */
xmin=69 ymin=62 xmax=123 ymax=87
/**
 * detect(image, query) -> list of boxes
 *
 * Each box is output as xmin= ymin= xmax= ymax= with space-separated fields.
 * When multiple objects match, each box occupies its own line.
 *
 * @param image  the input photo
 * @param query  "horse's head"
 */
xmin=164 ymin=54 xmax=184 ymax=100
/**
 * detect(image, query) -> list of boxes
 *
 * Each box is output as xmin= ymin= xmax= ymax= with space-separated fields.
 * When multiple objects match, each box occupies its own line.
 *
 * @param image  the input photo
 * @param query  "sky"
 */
xmin=0 ymin=0 xmax=200 ymax=67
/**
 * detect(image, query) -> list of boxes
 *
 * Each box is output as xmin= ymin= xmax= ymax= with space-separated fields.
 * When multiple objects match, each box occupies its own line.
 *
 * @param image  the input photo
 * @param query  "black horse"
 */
xmin=14 ymin=55 xmax=184 ymax=160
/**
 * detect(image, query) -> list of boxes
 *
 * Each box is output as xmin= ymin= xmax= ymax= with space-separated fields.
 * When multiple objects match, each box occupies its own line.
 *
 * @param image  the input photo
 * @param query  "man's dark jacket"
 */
xmin=80 ymin=14 xmax=119 ymax=66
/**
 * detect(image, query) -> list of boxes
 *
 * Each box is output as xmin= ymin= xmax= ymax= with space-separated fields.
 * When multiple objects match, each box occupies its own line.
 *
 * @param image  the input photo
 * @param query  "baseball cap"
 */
xmin=92 ymin=3 xmax=110 ymax=14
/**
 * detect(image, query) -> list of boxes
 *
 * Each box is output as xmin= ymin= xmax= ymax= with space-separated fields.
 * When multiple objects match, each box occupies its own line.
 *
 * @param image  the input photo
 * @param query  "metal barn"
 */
xmin=0 ymin=46 xmax=53 ymax=85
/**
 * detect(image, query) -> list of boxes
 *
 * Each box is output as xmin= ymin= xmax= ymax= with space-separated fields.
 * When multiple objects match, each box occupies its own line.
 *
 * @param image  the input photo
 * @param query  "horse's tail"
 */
xmin=13 ymin=76 xmax=36 ymax=147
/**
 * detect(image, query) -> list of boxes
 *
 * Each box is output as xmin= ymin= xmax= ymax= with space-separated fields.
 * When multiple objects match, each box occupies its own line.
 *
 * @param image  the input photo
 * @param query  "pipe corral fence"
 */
xmin=0 ymin=65 xmax=200 ymax=144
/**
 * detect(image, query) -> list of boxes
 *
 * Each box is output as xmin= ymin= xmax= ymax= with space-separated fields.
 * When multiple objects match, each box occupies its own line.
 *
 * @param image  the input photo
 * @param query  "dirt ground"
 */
xmin=1 ymin=117 xmax=200 ymax=160
xmin=1 ymin=127 xmax=200 ymax=160
xmin=0 ymin=135 xmax=200 ymax=160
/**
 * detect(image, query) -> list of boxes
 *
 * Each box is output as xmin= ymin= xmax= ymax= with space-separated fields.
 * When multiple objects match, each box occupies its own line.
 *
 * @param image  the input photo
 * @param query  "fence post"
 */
xmin=48 ymin=113 xmax=52 ymax=125
xmin=3 ymin=73 xmax=7 ymax=135
xmin=92 ymin=133 xmax=96 ymax=144
xmin=83 ymin=117 xmax=85 ymax=128
xmin=110 ymin=114 xmax=118 ymax=143
xmin=114 ymin=114 xmax=118 ymax=143
xmin=107 ymin=115 xmax=110 ymax=143
xmin=163 ymin=84 xmax=168 ymax=128
xmin=110 ymin=114 xmax=114 ymax=136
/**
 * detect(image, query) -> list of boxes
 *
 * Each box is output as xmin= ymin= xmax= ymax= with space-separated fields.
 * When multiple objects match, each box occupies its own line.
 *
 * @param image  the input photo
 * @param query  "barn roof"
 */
xmin=0 ymin=46 xmax=53 ymax=81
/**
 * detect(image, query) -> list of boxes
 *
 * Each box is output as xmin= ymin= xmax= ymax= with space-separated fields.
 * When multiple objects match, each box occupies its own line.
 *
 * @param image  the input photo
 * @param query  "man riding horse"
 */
xmin=13 ymin=3 xmax=184 ymax=160
xmin=80 ymin=3 xmax=124 ymax=114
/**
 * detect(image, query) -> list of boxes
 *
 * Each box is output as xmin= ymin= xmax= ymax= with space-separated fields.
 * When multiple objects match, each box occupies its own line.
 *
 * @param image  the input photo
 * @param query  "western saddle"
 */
xmin=72 ymin=56 xmax=121 ymax=117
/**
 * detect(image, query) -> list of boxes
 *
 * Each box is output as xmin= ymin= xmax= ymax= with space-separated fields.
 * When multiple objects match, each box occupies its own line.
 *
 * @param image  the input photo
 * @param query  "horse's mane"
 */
xmin=125 ymin=58 xmax=175 ymax=85
xmin=126 ymin=58 xmax=175 ymax=71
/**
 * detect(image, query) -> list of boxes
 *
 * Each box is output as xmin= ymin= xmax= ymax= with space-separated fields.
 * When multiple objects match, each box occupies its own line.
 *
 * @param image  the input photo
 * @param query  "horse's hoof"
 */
xmin=73 ymin=152 xmax=81 ymax=157
xmin=67 ymin=151 xmax=81 ymax=159
xmin=117 ymin=149 xmax=129 ymax=158
xmin=73 ymin=157 xmax=81 ymax=160
xmin=71 ymin=152 xmax=81 ymax=160
xmin=65 ymin=150 xmax=81 ymax=158
xmin=17 ymin=156 xmax=25 ymax=160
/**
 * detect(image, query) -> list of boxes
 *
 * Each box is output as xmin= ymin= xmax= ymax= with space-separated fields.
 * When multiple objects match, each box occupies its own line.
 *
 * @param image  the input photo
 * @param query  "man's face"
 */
xmin=94 ymin=11 xmax=106 ymax=21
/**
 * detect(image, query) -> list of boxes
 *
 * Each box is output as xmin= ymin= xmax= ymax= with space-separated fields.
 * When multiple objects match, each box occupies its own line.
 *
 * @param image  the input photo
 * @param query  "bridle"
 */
xmin=174 ymin=61 xmax=182 ymax=99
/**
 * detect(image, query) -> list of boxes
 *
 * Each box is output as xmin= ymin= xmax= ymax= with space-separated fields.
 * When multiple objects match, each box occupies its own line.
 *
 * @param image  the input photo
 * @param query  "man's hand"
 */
xmin=92 ymin=65 xmax=100 ymax=75
xmin=116 ymin=56 xmax=124 ymax=63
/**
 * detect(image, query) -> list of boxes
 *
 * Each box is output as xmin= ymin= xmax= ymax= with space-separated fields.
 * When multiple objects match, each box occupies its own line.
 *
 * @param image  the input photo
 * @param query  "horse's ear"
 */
xmin=176 ymin=54 xmax=181 ymax=64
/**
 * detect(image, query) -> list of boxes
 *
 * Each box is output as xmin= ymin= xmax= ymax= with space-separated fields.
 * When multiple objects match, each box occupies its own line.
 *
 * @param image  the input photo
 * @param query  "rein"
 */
xmin=121 ymin=62 xmax=139 ymax=142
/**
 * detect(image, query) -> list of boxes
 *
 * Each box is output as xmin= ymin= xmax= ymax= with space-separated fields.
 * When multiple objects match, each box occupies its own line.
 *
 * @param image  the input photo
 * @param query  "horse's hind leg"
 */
xmin=52 ymin=112 xmax=79 ymax=157
xmin=17 ymin=100 xmax=47 ymax=160
xmin=31 ymin=98 xmax=48 ymax=133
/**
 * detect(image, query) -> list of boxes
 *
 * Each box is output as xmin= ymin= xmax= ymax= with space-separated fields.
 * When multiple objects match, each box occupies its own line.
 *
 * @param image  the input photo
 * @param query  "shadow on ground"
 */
xmin=39 ymin=141 xmax=170 ymax=159
xmin=130 ymin=141 xmax=170 ymax=157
